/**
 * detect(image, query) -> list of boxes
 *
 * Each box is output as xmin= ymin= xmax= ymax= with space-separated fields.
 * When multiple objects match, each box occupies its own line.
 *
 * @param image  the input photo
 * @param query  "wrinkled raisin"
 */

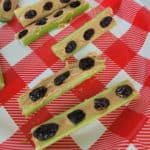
xmin=25 ymin=10 xmax=37 ymax=19
xmin=67 ymin=109 xmax=85 ymax=124
xmin=100 ymin=16 xmax=112 ymax=28
xmin=65 ymin=41 xmax=77 ymax=53
xmin=29 ymin=86 xmax=47 ymax=102
xmin=33 ymin=123 xmax=59 ymax=141
xmin=53 ymin=10 xmax=63 ymax=17
xmin=43 ymin=2 xmax=53 ymax=10
xmin=60 ymin=0 xmax=70 ymax=3
xmin=3 ymin=0 xmax=11 ymax=11
xmin=35 ymin=17 xmax=48 ymax=25
xmin=79 ymin=57 xmax=95 ymax=70
xmin=115 ymin=84 xmax=133 ymax=98
xmin=54 ymin=71 xmax=70 ymax=86
xmin=70 ymin=1 xmax=81 ymax=8
xmin=83 ymin=28 xmax=95 ymax=41
xmin=18 ymin=29 xmax=28 ymax=39
xmin=94 ymin=98 xmax=110 ymax=110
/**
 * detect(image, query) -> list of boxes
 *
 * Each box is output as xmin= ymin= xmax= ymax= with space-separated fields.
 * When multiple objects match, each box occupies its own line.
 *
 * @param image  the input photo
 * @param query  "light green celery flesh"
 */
xmin=0 ymin=69 xmax=4 ymax=89
xmin=33 ymin=80 xmax=139 ymax=150
xmin=0 ymin=15 xmax=10 ymax=22
xmin=21 ymin=4 xmax=90 ymax=45
xmin=22 ymin=63 xmax=105 ymax=116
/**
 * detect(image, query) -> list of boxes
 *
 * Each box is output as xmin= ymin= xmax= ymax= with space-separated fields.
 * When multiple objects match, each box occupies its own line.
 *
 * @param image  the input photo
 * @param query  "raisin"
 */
xmin=115 ymin=85 xmax=133 ymax=98
xmin=3 ymin=0 xmax=11 ymax=11
xmin=33 ymin=123 xmax=59 ymax=141
xmin=100 ymin=16 xmax=113 ymax=28
xmin=35 ymin=17 xmax=48 ymax=25
xmin=79 ymin=57 xmax=95 ymax=70
xmin=70 ymin=1 xmax=81 ymax=8
xmin=53 ymin=10 xmax=63 ymax=17
xmin=54 ymin=71 xmax=70 ymax=86
xmin=67 ymin=109 xmax=85 ymax=124
xmin=25 ymin=10 xmax=37 ymax=19
xmin=83 ymin=28 xmax=95 ymax=41
xmin=94 ymin=98 xmax=110 ymax=110
xmin=65 ymin=41 xmax=77 ymax=53
xmin=29 ymin=86 xmax=47 ymax=102
xmin=18 ymin=29 xmax=28 ymax=39
xmin=43 ymin=2 xmax=53 ymax=10
xmin=60 ymin=0 xmax=70 ymax=3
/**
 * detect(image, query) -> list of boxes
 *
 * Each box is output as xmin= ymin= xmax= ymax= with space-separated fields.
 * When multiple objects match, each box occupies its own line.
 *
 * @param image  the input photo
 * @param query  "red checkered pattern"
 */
xmin=0 ymin=0 xmax=150 ymax=149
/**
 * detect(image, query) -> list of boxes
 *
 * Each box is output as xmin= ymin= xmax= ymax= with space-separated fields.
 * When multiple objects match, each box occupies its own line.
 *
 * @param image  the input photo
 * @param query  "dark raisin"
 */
xmin=35 ymin=17 xmax=48 ymax=25
xmin=70 ymin=1 xmax=81 ymax=8
xmin=18 ymin=29 xmax=28 ymax=39
xmin=25 ymin=10 xmax=37 ymax=19
xmin=54 ymin=71 xmax=70 ymax=86
xmin=43 ymin=2 xmax=53 ymax=10
xmin=33 ymin=123 xmax=59 ymax=141
xmin=67 ymin=109 xmax=85 ymax=124
xmin=53 ymin=10 xmax=63 ymax=17
xmin=100 ymin=16 xmax=113 ymax=28
xmin=83 ymin=28 xmax=95 ymax=41
xmin=60 ymin=0 xmax=70 ymax=3
xmin=79 ymin=57 xmax=95 ymax=70
xmin=94 ymin=98 xmax=110 ymax=110
xmin=65 ymin=41 xmax=77 ymax=53
xmin=3 ymin=0 xmax=11 ymax=11
xmin=29 ymin=86 xmax=47 ymax=102
xmin=115 ymin=85 xmax=133 ymax=98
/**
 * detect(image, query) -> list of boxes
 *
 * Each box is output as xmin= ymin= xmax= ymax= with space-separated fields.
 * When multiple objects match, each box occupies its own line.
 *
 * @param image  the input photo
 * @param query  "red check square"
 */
xmin=133 ymin=7 xmax=150 ymax=32
xmin=48 ymin=136 xmax=80 ymax=150
xmin=145 ymin=75 xmax=150 ymax=88
xmin=116 ymin=0 xmax=142 ymax=23
xmin=0 ymin=54 xmax=10 ymax=72
xmin=70 ymin=13 xmax=91 ymax=29
xmin=46 ymin=91 xmax=80 ymax=116
xmin=125 ymin=55 xmax=150 ymax=85
xmin=35 ymin=38 xmax=58 ymax=67
xmin=8 ymin=16 xmax=23 ymax=33
xmin=101 ymin=0 xmax=122 ymax=13
xmin=93 ymin=32 xmax=117 ymax=52
xmin=0 ymin=68 xmax=25 ymax=104
xmin=121 ymin=25 xmax=147 ymax=53
xmin=29 ymin=34 xmax=53 ymax=51
xmin=20 ymin=107 xmax=52 ymax=142
xmin=109 ymin=108 xmax=148 ymax=141
xmin=13 ymin=52 xmax=47 ymax=84
xmin=72 ymin=76 xmax=105 ymax=101
xmin=55 ymin=25 xmax=75 ymax=42
xmin=105 ymin=40 xmax=135 ymax=68
xmin=0 ymin=25 xmax=15 ymax=48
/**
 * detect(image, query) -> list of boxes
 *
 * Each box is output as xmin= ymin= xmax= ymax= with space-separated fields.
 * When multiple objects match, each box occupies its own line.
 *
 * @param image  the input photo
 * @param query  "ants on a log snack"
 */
xmin=31 ymin=80 xmax=138 ymax=150
xmin=16 ymin=0 xmax=90 ymax=45
xmin=52 ymin=7 xmax=116 ymax=61
xmin=18 ymin=53 xmax=105 ymax=116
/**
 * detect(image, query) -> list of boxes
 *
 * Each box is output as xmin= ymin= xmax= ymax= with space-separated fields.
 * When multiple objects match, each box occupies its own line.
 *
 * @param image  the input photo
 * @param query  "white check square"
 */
xmin=71 ymin=120 xmax=107 ymax=150
xmin=0 ymin=40 xmax=32 ymax=66
xmin=28 ymin=68 xmax=54 ymax=88
xmin=74 ymin=43 xmax=102 ymax=60
xmin=110 ymin=15 xmax=132 ymax=38
xmin=18 ymin=0 xmax=40 ymax=7
xmin=0 ymin=107 xmax=18 ymax=144
xmin=107 ymin=69 xmax=142 ymax=91
xmin=127 ymin=144 xmax=138 ymax=150
xmin=138 ymin=33 xmax=150 ymax=59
